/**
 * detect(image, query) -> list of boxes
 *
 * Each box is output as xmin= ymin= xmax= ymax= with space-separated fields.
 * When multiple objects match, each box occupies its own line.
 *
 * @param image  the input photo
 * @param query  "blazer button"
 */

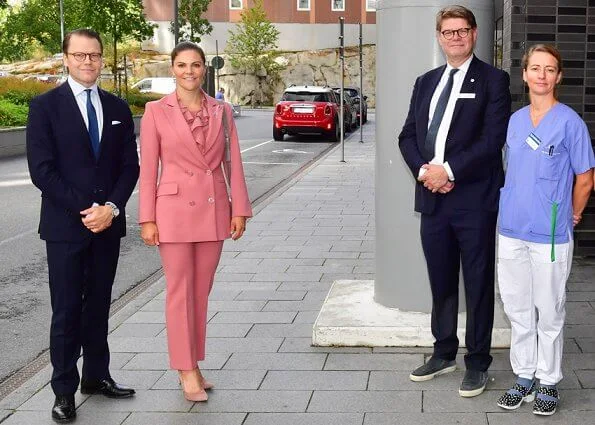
xmin=206 ymin=170 xmax=212 ymax=176
xmin=208 ymin=197 xmax=214 ymax=204
xmin=189 ymin=201 xmax=196 ymax=206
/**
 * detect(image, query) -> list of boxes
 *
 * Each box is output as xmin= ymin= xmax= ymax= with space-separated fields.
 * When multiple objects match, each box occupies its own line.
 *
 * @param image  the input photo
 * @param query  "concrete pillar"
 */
xmin=374 ymin=0 xmax=495 ymax=311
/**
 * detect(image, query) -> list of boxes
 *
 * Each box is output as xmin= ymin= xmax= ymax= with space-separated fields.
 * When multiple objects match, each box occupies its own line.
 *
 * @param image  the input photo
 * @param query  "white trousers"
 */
xmin=497 ymin=234 xmax=573 ymax=385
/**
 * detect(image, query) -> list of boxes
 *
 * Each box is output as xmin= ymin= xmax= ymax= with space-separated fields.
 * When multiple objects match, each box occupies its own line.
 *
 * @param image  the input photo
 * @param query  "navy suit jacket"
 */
xmin=398 ymin=56 xmax=511 ymax=215
xmin=27 ymin=83 xmax=139 ymax=242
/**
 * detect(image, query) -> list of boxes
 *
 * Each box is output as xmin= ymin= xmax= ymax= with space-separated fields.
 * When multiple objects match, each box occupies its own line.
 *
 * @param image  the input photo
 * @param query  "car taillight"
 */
xmin=324 ymin=105 xmax=331 ymax=115
xmin=275 ymin=105 xmax=282 ymax=114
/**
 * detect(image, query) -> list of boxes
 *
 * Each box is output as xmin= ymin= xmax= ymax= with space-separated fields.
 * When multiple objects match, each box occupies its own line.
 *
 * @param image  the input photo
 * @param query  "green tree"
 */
xmin=171 ymin=0 xmax=213 ymax=44
xmin=82 ymin=0 xmax=156 ymax=86
xmin=226 ymin=0 xmax=282 ymax=107
xmin=0 ymin=1 xmax=8 ymax=9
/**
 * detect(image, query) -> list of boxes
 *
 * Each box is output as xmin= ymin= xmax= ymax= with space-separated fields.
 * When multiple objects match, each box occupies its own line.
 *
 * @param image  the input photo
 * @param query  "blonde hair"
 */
xmin=522 ymin=44 xmax=563 ymax=99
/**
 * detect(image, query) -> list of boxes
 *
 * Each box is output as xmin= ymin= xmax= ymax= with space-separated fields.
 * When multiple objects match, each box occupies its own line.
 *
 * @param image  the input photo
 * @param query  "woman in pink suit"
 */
xmin=139 ymin=42 xmax=252 ymax=402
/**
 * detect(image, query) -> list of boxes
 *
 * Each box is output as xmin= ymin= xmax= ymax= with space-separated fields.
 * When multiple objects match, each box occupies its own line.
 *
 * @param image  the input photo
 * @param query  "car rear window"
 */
xmin=282 ymin=91 xmax=330 ymax=102
xmin=345 ymin=89 xmax=359 ymax=98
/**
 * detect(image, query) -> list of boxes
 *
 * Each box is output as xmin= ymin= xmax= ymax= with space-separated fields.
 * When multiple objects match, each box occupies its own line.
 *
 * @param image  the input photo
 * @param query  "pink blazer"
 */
xmin=138 ymin=92 xmax=252 ymax=242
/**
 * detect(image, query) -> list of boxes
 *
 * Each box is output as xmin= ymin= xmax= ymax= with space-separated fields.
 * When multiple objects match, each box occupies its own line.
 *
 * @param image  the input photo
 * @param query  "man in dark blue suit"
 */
xmin=398 ymin=6 xmax=511 ymax=397
xmin=27 ymin=29 xmax=139 ymax=422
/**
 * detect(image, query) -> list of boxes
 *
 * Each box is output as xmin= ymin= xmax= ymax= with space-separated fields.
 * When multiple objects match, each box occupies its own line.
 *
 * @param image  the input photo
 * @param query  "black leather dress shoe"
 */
xmin=80 ymin=377 xmax=135 ymax=398
xmin=52 ymin=395 xmax=76 ymax=423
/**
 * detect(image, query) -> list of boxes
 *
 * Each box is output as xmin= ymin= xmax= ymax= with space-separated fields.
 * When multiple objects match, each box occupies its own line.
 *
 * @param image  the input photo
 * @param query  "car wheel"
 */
xmin=273 ymin=127 xmax=284 ymax=141
xmin=343 ymin=116 xmax=351 ymax=134
xmin=327 ymin=121 xmax=339 ymax=142
xmin=363 ymin=112 xmax=367 ymax=124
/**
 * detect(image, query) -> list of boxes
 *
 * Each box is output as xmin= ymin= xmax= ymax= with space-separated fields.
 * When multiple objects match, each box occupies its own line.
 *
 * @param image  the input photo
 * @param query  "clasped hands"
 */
xmin=80 ymin=205 xmax=113 ymax=233
xmin=418 ymin=164 xmax=455 ymax=194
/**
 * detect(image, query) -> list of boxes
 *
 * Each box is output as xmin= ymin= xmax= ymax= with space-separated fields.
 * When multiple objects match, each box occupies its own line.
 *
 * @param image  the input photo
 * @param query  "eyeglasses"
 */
xmin=67 ymin=52 xmax=102 ymax=62
xmin=440 ymin=28 xmax=472 ymax=40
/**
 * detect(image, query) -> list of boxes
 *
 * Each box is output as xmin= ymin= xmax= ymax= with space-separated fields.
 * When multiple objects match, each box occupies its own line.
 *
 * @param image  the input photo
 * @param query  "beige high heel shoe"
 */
xmin=178 ymin=370 xmax=208 ymax=402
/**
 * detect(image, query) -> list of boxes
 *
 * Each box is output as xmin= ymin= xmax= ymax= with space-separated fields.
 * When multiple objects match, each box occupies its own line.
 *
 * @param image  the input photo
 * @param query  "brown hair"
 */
xmin=522 ymin=44 xmax=563 ymax=99
xmin=62 ymin=29 xmax=103 ymax=54
xmin=435 ymin=5 xmax=477 ymax=31
xmin=171 ymin=41 xmax=206 ymax=65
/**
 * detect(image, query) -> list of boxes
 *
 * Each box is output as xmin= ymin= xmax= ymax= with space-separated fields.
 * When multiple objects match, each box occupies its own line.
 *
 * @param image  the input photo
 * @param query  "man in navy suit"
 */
xmin=27 ymin=29 xmax=138 ymax=422
xmin=398 ymin=5 xmax=511 ymax=397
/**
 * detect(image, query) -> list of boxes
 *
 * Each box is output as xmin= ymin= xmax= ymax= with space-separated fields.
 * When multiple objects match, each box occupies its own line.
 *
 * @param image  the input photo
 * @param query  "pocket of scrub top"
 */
xmin=497 ymin=187 xmax=515 ymax=231
xmin=530 ymin=185 xmax=565 ymax=238
xmin=537 ymin=152 xmax=561 ymax=180
xmin=156 ymin=182 xmax=178 ymax=197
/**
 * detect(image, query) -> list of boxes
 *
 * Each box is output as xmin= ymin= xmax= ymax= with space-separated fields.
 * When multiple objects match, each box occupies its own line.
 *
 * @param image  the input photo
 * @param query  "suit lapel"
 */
xmin=97 ymin=89 xmax=111 ymax=160
xmin=450 ymin=56 xmax=480 ymax=126
xmin=162 ymin=93 xmax=210 ymax=169
xmin=58 ymin=83 xmax=96 ymax=160
xmin=204 ymin=95 xmax=224 ymax=154
xmin=420 ymin=65 xmax=446 ymax=141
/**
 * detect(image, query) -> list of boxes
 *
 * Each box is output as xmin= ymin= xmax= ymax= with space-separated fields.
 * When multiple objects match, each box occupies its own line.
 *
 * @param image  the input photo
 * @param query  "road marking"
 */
xmin=0 ymin=178 xmax=33 ymax=187
xmin=240 ymin=139 xmax=274 ymax=153
xmin=0 ymin=229 xmax=37 ymax=247
xmin=272 ymin=149 xmax=310 ymax=154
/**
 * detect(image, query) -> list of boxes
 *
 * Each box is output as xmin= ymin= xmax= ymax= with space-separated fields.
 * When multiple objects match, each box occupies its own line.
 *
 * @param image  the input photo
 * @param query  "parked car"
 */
xmin=273 ymin=85 xmax=343 ymax=142
xmin=333 ymin=88 xmax=359 ymax=131
xmin=333 ymin=86 xmax=368 ymax=123
xmin=131 ymin=77 xmax=176 ymax=95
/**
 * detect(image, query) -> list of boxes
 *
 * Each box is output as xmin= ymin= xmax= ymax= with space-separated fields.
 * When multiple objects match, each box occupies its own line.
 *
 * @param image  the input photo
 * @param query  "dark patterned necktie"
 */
xmin=425 ymin=68 xmax=459 ymax=157
xmin=85 ymin=89 xmax=100 ymax=159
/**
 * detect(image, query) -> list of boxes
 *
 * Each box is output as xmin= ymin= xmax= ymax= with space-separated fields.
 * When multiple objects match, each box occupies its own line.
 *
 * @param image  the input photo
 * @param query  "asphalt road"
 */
xmin=0 ymin=108 xmax=344 ymax=382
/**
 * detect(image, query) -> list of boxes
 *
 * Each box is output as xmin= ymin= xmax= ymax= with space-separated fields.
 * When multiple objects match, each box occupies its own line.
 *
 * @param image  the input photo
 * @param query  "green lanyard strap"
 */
xmin=550 ymin=202 xmax=558 ymax=262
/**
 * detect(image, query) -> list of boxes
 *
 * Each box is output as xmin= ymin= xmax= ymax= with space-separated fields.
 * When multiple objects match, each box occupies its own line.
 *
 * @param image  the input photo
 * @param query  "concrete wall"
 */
xmin=142 ymin=21 xmax=376 ymax=54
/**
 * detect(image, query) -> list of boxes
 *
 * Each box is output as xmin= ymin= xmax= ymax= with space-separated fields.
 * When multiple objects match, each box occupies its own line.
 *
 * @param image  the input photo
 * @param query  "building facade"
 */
xmin=142 ymin=0 xmax=377 ymax=53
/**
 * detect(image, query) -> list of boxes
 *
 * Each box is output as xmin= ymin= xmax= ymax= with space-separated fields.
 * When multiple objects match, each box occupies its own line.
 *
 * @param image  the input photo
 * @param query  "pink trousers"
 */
xmin=159 ymin=241 xmax=224 ymax=370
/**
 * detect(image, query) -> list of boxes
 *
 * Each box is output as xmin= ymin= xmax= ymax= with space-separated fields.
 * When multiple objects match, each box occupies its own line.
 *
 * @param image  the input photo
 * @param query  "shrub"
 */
xmin=0 ymin=99 xmax=29 ymax=127
xmin=0 ymin=77 xmax=54 ymax=105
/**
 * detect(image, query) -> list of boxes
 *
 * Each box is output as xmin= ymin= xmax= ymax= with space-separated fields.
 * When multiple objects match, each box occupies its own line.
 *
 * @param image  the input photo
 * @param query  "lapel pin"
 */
xmin=470 ymin=78 xmax=475 ymax=83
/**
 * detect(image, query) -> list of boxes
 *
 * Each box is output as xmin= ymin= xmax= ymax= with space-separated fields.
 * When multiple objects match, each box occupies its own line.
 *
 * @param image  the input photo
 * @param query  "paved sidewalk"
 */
xmin=1 ymin=122 xmax=594 ymax=424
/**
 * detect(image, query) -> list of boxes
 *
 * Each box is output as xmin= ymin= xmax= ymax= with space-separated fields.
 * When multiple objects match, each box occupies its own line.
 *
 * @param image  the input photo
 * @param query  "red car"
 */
xmin=273 ymin=85 xmax=348 ymax=142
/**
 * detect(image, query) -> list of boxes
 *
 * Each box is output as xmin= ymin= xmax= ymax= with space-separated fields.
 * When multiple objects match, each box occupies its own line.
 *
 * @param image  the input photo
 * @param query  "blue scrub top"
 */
xmin=498 ymin=103 xmax=595 ymax=245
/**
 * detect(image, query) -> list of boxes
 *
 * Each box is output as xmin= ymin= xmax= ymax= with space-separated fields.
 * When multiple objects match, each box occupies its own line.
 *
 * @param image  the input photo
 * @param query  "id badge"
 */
xmin=526 ymin=133 xmax=541 ymax=151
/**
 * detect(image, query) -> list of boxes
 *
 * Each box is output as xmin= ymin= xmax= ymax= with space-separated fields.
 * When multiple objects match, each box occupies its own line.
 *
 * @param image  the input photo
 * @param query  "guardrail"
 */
xmin=0 ymin=116 xmax=142 ymax=159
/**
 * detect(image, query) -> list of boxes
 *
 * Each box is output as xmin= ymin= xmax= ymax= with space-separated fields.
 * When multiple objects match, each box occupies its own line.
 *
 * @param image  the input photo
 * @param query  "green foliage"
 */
xmin=171 ymin=0 xmax=213 ymax=44
xmin=226 ymin=0 xmax=282 ymax=107
xmin=0 ymin=77 xmax=53 ymax=104
xmin=124 ymin=89 xmax=162 ymax=108
xmin=0 ymin=98 xmax=28 ymax=127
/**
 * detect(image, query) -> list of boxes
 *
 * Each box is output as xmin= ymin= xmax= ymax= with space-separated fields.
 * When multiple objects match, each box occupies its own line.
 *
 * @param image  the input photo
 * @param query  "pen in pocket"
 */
xmin=548 ymin=145 xmax=554 ymax=156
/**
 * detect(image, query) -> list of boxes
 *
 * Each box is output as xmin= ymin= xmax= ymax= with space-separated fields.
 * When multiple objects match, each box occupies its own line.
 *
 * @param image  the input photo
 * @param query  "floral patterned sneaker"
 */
xmin=497 ymin=380 xmax=536 ymax=410
xmin=533 ymin=386 xmax=559 ymax=416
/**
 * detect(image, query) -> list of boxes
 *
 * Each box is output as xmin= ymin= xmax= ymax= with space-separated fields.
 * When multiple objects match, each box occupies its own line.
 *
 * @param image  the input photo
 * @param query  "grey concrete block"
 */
xmin=293 ymin=311 xmax=319 ymax=324
xmin=122 ymin=412 xmax=246 ymax=425
xmin=17 ymin=385 xmax=90 ymax=411
xmin=123 ymin=353 xmax=230 ymax=370
xmin=576 ymin=370 xmax=595 ymax=388
xmin=576 ymin=338 xmax=595 ymax=352
xmin=288 ymin=265 xmax=355 ymax=274
xmin=77 ymin=390 xmax=193 ymax=412
xmin=205 ymin=323 xmax=253 ymax=338
xmin=563 ymin=353 xmax=595 ymax=370
xmin=209 ymin=311 xmax=297 ymax=324
xmin=190 ymin=390 xmax=311 ymax=413
xmin=565 ymin=291 xmax=595 ymax=302
xmin=244 ymin=413 xmax=364 ymax=425
xmin=236 ymin=290 xmax=306 ymax=301
xmin=324 ymin=354 xmax=423 ymax=371
xmin=109 ymin=370 xmax=165 ymax=390
xmin=486 ymin=412 xmax=595 ymax=424
xmin=250 ymin=272 xmax=324 ymax=282
xmin=262 ymin=300 xmax=324 ymax=312
xmin=566 ymin=302 xmax=595 ymax=325
xmin=152 ymin=370 xmax=266 ymax=390
xmin=320 ymin=273 xmax=374 ymax=283
xmin=364 ymin=413 xmax=487 ymax=425
xmin=108 ymin=336 xmax=167 ymax=353
xmin=237 ymin=251 xmax=300 ymax=259
xmin=260 ymin=370 xmax=368 ymax=390
xmin=2 ymin=411 xmax=129 ymax=425
xmin=307 ymin=390 xmax=421 ymax=412
xmin=277 ymin=282 xmax=332 ymax=292
xmin=110 ymin=323 xmax=165 ymax=338
xmin=246 ymin=324 xmax=314 ymax=338
xmin=0 ymin=411 xmax=10 ymax=422
xmin=423 ymin=390 xmax=510 ymax=412
xmin=224 ymin=353 xmax=326 ymax=370
xmin=110 ymin=353 xmax=137 ymax=370
xmin=278 ymin=338 xmax=372 ymax=353
xmin=140 ymin=299 xmax=165 ymax=312
xmin=205 ymin=337 xmax=283 ymax=353
xmin=297 ymin=251 xmax=360 ymax=259
xmin=208 ymin=289 xmax=241 ymax=300
xmin=208 ymin=300 xmax=267 ymax=312
xmin=565 ymin=325 xmax=595 ymax=338
xmin=214 ymin=273 xmax=255 ymax=282
xmin=125 ymin=311 xmax=165 ymax=324
xmin=261 ymin=259 xmax=325 ymax=268
xmin=215 ymin=282 xmax=280 ymax=291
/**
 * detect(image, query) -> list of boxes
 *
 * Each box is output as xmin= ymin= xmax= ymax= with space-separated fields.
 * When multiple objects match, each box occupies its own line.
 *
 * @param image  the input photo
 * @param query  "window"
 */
xmin=297 ymin=0 xmax=310 ymax=11
xmin=282 ymin=91 xmax=330 ymax=102
xmin=230 ymin=0 xmax=242 ymax=10
xmin=366 ymin=0 xmax=376 ymax=11
xmin=332 ymin=0 xmax=345 ymax=11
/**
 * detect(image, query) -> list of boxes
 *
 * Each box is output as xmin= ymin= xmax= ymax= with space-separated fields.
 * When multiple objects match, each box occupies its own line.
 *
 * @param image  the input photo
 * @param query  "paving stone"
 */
xmin=236 ymin=290 xmax=306 ymax=301
xmin=209 ymin=311 xmax=297 ymax=324
xmin=17 ymin=385 xmax=90 ymax=411
xmin=244 ymin=413 xmax=363 ymax=425
xmin=123 ymin=353 xmax=229 ymax=371
xmin=215 ymin=273 xmax=255 ymax=282
xmin=576 ymin=338 xmax=595 ymax=352
xmin=262 ymin=300 xmax=324 ymax=312
xmin=108 ymin=336 xmax=167 ymax=353
xmin=320 ymin=273 xmax=375 ymax=282
xmin=277 ymin=281 xmax=332 ymax=291
xmin=372 ymin=347 xmax=433 ymax=354
xmin=236 ymin=251 xmax=300 ymax=259
xmin=224 ymin=352 xmax=326 ymax=370
xmin=205 ymin=337 xmax=283 ymax=353
xmin=288 ymin=265 xmax=355 ymax=274
xmin=250 ymin=272 xmax=323 ymax=282
xmin=565 ymin=325 xmax=595 ymax=338
xmin=139 ymin=299 xmax=165 ymax=312
xmin=260 ymin=370 xmax=368 ymax=390
xmin=125 ymin=311 xmax=165 ymax=324
xmin=486 ymin=412 xmax=595 ymax=424
xmin=207 ymin=300 xmax=267 ymax=312
xmin=0 ymin=411 xmax=10 ymax=422
xmin=324 ymin=354 xmax=423 ymax=371
xmin=566 ymin=302 xmax=595 ymax=324
xmin=190 ymin=390 xmax=311 ymax=413
xmin=307 ymin=390 xmax=420 ymax=412
xmin=293 ymin=311 xmax=319 ymax=323
xmin=1 ymin=411 xmax=128 ymax=425
xmin=297 ymin=251 xmax=360 ymax=259
xmin=122 ymin=412 xmax=246 ymax=425
xmin=566 ymin=291 xmax=595 ymax=302
xmin=364 ymin=413 xmax=487 ymax=424
xmin=110 ymin=352 xmax=136 ymax=370
xmin=575 ymin=370 xmax=595 ymax=388
xmin=208 ymin=289 xmax=241 ymax=300
xmin=563 ymin=353 xmax=595 ymax=369
xmin=205 ymin=323 xmax=253 ymax=338
xmin=278 ymin=338 xmax=372 ymax=353
xmin=246 ymin=324 xmax=313 ymax=338
xmin=109 ymin=370 xmax=165 ymax=390
xmin=260 ymin=259 xmax=325 ymax=268
xmin=214 ymin=282 xmax=280 ymax=291
xmin=152 ymin=370 xmax=266 ymax=390
xmin=77 ymin=390 xmax=193 ymax=412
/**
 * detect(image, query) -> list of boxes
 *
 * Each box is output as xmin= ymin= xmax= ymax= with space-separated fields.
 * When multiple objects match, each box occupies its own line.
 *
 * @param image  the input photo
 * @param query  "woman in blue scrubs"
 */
xmin=496 ymin=44 xmax=594 ymax=415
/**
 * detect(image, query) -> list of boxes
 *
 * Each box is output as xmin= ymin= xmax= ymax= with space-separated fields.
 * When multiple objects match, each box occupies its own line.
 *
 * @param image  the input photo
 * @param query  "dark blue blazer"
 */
xmin=27 ymin=83 xmax=139 ymax=242
xmin=398 ymin=56 xmax=511 ymax=215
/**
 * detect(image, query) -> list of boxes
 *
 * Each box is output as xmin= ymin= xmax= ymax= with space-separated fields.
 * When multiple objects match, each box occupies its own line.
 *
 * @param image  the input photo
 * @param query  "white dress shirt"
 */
xmin=420 ymin=54 xmax=473 ymax=181
xmin=67 ymin=76 xmax=104 ymax=141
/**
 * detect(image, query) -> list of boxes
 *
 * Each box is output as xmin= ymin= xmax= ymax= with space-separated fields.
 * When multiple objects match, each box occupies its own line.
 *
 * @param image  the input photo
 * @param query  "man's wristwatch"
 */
xmin=105 ymin=202 xmax=120 ymax=218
